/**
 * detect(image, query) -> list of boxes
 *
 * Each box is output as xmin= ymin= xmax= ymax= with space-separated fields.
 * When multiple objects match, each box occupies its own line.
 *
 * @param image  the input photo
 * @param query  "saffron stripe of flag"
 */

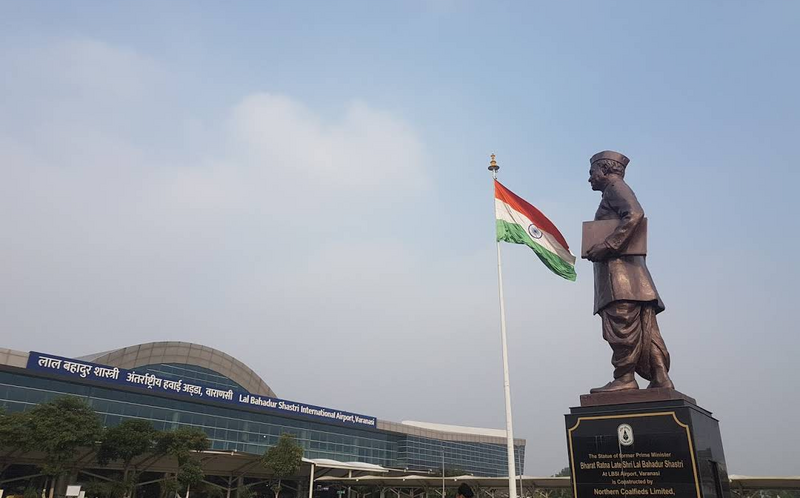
xmin=494 ymin=180 xmax=577 ymax=281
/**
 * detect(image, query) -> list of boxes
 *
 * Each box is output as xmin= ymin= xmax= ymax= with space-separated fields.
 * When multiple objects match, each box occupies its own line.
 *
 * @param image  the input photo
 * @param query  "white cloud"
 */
xmin=3 ymin=37 xmax=166 ymax=102
xmin=228 ymin=93 xmax=428 ymax=192
xmin=0 ymin=37 xmax=434 ymax=352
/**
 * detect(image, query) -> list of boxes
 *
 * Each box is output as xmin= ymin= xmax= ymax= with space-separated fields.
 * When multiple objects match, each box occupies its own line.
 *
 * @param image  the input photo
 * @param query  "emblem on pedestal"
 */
xmin=618 ymin=423 xmax=634 ymax=446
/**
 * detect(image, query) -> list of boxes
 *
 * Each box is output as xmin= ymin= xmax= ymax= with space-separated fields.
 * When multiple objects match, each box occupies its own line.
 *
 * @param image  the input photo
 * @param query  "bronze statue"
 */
xmin=585 ymin=151 xmax=674 ymax=393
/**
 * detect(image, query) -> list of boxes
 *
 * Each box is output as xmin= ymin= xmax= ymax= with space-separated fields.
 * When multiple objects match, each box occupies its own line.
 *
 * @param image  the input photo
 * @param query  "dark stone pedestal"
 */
xmin=565 ymin=390 xmax=731 ymax=498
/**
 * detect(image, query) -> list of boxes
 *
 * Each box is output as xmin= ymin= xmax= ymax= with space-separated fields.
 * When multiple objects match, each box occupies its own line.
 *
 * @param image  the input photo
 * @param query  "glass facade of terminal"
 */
xmin=0 ymin=366 xmax=524 ymax=477
xmin=397 ymin=435 xmax=524 ymax=477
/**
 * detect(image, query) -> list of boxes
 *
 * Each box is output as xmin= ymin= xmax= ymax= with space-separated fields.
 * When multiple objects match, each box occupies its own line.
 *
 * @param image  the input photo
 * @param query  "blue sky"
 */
xmin=1 ymin=1 xmax=798 ymax=476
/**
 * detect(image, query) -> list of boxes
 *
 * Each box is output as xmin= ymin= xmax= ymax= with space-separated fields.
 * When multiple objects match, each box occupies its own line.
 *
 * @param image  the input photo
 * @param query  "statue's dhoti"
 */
xmin=601 ymin=301 xmax=670 ymax=381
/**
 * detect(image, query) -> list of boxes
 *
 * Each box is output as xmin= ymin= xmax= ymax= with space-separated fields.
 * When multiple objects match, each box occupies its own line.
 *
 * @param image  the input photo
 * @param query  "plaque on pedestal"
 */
xmin=565 ymin=392 xmax=732 ymax=498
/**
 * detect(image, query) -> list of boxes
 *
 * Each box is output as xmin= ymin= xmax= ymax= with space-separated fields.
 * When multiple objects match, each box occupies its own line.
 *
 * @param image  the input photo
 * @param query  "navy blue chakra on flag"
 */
xmin=527 ymin=224 xmax=544 ymax=239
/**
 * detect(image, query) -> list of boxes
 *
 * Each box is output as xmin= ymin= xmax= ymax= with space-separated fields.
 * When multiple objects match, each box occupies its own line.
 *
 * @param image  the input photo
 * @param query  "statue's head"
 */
xmin=589 ymin=150 xmax=630 ymax=191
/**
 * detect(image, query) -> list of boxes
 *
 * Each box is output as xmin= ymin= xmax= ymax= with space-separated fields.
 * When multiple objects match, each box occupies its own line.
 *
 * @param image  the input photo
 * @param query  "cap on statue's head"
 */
xmin=590 ymin=150 xmax=630 ymax=167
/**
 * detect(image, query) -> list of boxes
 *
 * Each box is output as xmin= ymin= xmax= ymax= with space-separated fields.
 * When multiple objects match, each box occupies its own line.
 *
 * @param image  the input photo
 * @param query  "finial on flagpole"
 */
xmin=489 ymin=153 xmax=499 ymax=179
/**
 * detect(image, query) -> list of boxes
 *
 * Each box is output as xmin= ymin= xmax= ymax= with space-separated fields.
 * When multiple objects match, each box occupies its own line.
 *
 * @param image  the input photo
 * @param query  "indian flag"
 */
xmin=495 ymin=180 xmax=577 ymax=281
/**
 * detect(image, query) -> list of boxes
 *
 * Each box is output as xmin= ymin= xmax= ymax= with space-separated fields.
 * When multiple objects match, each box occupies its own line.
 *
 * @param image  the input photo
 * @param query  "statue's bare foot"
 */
xmin=590 ymin=376 xmax=639 ymax=393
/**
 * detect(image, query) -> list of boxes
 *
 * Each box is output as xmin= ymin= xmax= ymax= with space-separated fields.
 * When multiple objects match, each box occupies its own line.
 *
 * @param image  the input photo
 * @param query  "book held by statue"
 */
xmin=581 ymin=218 xmax=647 ymax=258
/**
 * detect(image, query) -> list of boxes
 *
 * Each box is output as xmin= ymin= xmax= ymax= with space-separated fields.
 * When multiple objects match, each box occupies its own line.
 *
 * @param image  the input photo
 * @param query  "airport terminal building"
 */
xmin=0 ymin=342 xmax=525 ymax=477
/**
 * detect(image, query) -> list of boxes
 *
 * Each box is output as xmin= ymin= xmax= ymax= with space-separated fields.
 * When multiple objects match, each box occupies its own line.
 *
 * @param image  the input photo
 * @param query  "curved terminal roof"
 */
xmin=79 ymin=341 xmax=276 ymax=397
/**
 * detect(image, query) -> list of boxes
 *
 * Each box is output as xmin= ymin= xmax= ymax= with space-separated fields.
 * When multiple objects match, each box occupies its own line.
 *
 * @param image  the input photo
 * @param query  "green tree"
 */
xmin=97 ymin=419 xmax=158 ymax=497
xmin=159 ymin=478 xmax=180 ymax=498
xmin=262 ymin=433 xmax=304 ymax=498
xmin=98 ymin=419 xmax=157 ymax=468
xmin=29 ymin=397 xmax=103 ymax=475
xmin=4 ymin=397 xmax=102 ymax=498
xmin=154 ymin=427 xmax=210 ymax=498
xmin=23 ymin=486 xmax=42 ymax=498
xmin=548 ymin=467 xmax=572 ymax=498
xmin=176 ymin=459 xmax=204 ymax=492
xmin=154 ymin=427 xmax=209 ymax=463
xmin=83 ymin=479 xmax=128 ymax=498
xmin=0 ymin=408 xmax=30 ymax=449
xmin=193 ymin=482 xmax=224 ymax=498
xmin=235 ymin=483 xmax=254 ymax=498
xmin=429 ymin=468 xmax=469 ymax=477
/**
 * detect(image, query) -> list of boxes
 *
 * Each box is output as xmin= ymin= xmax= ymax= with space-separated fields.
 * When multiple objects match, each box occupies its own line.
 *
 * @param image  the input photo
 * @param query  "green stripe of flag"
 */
xmin=496 ymin=220 xmax=577 ymax=281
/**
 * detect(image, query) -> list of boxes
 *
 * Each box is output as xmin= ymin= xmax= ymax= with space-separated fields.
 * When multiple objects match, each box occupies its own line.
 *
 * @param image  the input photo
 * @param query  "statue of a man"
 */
xmin=585 ymin=151 xmax=674 ymax=393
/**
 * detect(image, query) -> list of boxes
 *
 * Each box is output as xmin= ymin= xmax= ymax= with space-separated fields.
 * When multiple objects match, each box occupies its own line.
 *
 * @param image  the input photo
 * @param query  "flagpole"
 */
xmin=489 ymin=154 xmax=518 ymax=498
